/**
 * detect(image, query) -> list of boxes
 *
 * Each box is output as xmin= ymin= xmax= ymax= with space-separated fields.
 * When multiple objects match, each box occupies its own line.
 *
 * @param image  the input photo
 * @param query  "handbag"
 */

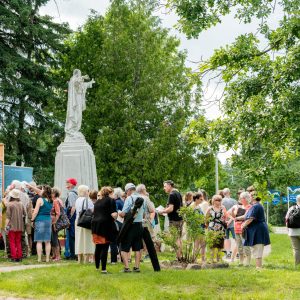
xmin=55 ymin=204 xmax=70 ymax=232
xmin=77 ymin=198 xmax=93 ymax=230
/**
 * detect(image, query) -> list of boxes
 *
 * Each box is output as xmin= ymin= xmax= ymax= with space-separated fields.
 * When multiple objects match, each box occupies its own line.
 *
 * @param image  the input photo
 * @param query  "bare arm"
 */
xmin=161 ymin=204 xmax=174 ymax=214
xmin=31 ymin=198 xmax=43 ymax=221
xmin=241 ymin=218 xmax=253 ymax=229
xmin=26 ymin=183 xmax=43 ymax=196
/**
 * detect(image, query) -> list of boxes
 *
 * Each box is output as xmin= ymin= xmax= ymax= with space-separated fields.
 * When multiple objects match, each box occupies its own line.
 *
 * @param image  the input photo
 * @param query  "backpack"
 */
xmin=287 ymin=205 xmax=300 ymax=229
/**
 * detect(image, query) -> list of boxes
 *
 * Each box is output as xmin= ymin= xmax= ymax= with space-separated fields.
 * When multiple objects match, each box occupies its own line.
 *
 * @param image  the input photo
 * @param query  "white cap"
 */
xmin=125 ymin=183 xmax=136 ymax=193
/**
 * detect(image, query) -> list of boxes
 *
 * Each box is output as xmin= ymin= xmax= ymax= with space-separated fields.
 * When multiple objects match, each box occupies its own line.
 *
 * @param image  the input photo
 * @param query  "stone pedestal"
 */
xmin=54 ymin=138 xmax=98 ymax=199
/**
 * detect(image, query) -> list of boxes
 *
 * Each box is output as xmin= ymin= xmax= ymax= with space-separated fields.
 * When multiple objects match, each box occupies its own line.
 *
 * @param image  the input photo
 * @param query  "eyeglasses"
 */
xmin=214 ymin=200 xmax=221 ymax=202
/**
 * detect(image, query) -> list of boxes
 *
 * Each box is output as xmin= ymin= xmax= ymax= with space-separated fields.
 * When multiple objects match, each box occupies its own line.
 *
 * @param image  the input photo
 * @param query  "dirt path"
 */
xmin=0 ymin=263 xmax=63 ymax=273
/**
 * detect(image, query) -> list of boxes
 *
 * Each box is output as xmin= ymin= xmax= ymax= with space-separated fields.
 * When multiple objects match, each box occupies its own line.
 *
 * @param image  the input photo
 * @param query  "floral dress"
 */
xmin=207 ymin=207 xmax=226 ymax=248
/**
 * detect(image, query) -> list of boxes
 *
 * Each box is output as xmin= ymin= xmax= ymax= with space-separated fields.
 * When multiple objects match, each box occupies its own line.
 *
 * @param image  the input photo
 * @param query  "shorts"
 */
xmin=120 ymin=222 xmax=143 ymax=252
xmin=253 ymin=244 xmax=264 ymax=259
xmin=225 ymin=227 xmax=236 ymax=239
xmin=169 ymin=220 xmax=183 ymax=237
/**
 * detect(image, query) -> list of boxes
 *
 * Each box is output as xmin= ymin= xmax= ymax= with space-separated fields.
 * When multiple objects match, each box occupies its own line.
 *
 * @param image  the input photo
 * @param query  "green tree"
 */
xmin=0 ymin=0 xmax=70 ymax=183
xmin=167 ymin=0 xmax=300 ymax=184
xmin=60 ymin=0 xmax=204 ymax=199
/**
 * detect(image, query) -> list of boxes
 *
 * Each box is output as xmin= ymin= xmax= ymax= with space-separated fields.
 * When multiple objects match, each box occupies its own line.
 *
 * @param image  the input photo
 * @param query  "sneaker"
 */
xmin=133 ymin=267 xmax=140 ymax=273
xmin=111 ymin=262 xmax=117 ymax=265
xmin=122 ymin=268 xmax=132 ymax=273
xmin=101 ymin=270 xmax=108 ymax=274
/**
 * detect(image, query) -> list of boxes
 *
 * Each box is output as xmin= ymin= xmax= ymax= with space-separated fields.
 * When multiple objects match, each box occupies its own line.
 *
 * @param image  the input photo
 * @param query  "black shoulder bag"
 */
xmin=77 ymin=198 xmax=93 ymax=230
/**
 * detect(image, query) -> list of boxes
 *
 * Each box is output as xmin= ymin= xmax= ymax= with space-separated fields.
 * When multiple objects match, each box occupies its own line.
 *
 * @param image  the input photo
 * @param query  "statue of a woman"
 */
xmin=65 ymin=69 xmax=95 ymax=141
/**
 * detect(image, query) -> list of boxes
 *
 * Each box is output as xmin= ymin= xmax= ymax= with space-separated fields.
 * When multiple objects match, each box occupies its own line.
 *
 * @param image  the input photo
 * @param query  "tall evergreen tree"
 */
xmin=0 ymin=0 xmax=70 ymax=182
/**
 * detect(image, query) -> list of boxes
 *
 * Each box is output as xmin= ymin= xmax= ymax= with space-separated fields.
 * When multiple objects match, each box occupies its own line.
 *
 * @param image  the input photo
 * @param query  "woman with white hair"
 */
xmin=285 ymin=195 xmax=300 ymax=266
xmin=75 ymin=185 xmax=95 ymax=263
xmin=229 ymin=191 xmax=252 ymax=265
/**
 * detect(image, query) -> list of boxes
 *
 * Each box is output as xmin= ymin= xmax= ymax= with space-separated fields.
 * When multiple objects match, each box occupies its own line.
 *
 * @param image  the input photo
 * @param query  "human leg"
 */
xmin=290 ymin=236 xmax=300 ymax=266
xmin=36 ymin=242 xmax=42 ymax=262
xmin=121 ymin=251 xmax=130 ymax=269
xmin=253 ymin=244 xmax=264 ymax=268
xmin=69 ymin=235 xmax=75 ymax=258
xmin=100 ymin=243 xmax=109 ymax=271
xmin=15 ymin=231 xmax=22 ymax=260
xmin=95 ymin=244 xmax=102 ymax=269
xmin=235 ymin=234 xmax=244 ymax=264
xmin=110 ymin=239 xmax=118 ymax=263
xmin=64 ymin=229 xmax=70 ymax=258
xmin=45 ymin=241 xmax=51 ymax=262
xmin=224 ymin=228 xmax=231 ymax=256
xmin=8 ymin=231 xmax=17 ymax=260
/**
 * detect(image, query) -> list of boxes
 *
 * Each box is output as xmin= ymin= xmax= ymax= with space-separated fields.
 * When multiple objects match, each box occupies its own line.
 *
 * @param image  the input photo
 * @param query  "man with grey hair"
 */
xmin=286 ymin=194 xmax=300 ymax=266
xmin=136 ymin=184 xmax=160 ymax=271
xmin=119 ymin=183 xmax=146 ymax=273
xmin=222 ymin=188 xmax=237 ymax=259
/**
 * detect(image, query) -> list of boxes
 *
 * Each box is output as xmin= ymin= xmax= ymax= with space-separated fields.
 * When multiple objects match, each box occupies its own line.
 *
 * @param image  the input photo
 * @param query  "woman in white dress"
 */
xmin=75 ymin=185 xmax=95 ymax=263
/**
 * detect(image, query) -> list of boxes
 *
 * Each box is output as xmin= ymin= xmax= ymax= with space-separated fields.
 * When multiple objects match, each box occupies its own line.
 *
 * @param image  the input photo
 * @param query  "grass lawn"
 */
xmin=0 ymin=233 xmax=299 ymax=300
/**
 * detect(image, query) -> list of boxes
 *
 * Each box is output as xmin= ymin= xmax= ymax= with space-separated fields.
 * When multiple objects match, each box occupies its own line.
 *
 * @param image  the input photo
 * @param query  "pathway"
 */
xmin=0 ymin=263 xmax=63 ymax=273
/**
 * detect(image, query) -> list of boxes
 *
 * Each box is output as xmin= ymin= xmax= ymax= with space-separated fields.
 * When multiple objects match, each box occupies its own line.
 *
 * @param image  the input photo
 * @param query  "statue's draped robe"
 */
xmin=65 ymin=75 xmax=92 ymax=136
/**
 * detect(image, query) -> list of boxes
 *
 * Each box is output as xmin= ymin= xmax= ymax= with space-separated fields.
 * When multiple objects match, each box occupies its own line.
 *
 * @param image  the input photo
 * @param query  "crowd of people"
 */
xmin=159 ymin=182 xmax=271 ymax=268
xmin=0 ymin=178 xmax=299 ymax=273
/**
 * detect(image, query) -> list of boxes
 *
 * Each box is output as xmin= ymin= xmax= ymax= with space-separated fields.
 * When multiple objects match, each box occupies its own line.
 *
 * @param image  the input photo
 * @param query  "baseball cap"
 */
xmin=66 ymin=178 xmax=77 ymax=186
xmin=124 ymin=183 xmax=136 ymax=193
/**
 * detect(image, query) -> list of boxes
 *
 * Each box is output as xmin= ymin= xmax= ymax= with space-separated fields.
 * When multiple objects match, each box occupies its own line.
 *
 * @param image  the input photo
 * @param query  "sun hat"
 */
xmin=9 ymin=189 xmax=21 ymax=199
xmin=66 ymin=178 xmax=77 ymax=186
xmin=124 ymin=183 xmax=136 ymax=193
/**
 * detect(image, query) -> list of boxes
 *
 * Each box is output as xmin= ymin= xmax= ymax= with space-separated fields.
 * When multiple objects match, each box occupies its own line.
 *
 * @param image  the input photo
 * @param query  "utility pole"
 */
xmin=215 ymin=153 xmax=219 ymax=193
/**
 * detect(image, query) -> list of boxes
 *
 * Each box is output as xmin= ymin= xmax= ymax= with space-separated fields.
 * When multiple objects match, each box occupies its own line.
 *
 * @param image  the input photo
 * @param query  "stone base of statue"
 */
xmin=54 ymin=133 xmax=98 ymax=199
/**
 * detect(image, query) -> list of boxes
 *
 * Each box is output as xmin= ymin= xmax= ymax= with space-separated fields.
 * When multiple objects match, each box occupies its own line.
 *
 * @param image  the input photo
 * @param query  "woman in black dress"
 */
xmin=91 ymin=186 xmax=118 ymax=274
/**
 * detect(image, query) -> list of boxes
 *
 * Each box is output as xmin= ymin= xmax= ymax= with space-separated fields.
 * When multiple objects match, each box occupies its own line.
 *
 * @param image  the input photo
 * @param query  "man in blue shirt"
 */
xmin=119 ymin=183 xmax=146 ymax=273
xmin=64 ymin=178 xmax=78 ymax=260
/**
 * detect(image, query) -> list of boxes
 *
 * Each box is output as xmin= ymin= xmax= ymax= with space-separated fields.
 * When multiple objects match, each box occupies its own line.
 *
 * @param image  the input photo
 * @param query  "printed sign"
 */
xmin=4 ymin=165 xmax=33 ymax=189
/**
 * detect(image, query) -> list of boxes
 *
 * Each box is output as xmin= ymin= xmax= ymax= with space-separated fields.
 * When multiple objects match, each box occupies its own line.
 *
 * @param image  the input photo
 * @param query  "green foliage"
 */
xmin=0 ymin=0 xmax=70 ymax=184
xmin=268 ymin=203 xmax=287 ymax=226
xmin=205 ymin=229 xmax=224 ymax=249
xmin=169 ymin=0 xmax=300 ymax=185
xmin=160 ymin=206 xmax=206 ymax=263
xmin=60 ymin=0 xmax=203 ymax=198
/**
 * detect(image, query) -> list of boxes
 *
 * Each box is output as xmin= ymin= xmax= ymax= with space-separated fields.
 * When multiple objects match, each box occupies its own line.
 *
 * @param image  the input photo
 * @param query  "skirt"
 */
xmin=75 ymin=219 xmax=95 ymax=255
xmin=34 ymin=219 xmax=52 ymax=242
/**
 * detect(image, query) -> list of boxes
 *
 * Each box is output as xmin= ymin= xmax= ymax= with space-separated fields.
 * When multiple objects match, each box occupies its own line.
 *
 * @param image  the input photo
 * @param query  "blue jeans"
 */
xmin=64 ymin=229 xmax=70 ymax=258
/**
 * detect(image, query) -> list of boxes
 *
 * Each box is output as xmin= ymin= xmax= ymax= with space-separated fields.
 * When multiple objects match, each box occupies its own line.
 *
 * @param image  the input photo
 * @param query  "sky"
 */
xmin=40 ymin=0 xmax=280 ymax=162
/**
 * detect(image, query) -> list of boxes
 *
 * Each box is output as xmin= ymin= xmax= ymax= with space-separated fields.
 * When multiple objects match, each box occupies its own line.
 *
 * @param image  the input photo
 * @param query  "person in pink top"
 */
xmin=51 ymin=187 xmax=63 ymax=261
xmin=229 ymin=191 xmax=252 ymax=265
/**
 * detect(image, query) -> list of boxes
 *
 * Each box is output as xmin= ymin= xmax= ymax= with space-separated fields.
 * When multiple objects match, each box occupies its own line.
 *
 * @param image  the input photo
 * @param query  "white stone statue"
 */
xmin=65 ymin=69 xmax=95 ymax=141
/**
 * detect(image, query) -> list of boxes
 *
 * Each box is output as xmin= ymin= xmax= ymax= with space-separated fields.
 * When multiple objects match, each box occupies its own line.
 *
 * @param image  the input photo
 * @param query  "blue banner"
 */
xmin=4 ymin=165 xmax=33 ymax=190
xmin=268 ymin=190 xmax=281 ymax=199
xmin=287 ymin=186 xmax=300 ymax=204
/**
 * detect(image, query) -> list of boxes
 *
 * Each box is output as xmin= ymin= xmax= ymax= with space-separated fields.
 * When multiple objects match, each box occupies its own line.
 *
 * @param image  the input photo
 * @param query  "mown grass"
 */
xmin=0 ymin=233 xmax=299 ymax=300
